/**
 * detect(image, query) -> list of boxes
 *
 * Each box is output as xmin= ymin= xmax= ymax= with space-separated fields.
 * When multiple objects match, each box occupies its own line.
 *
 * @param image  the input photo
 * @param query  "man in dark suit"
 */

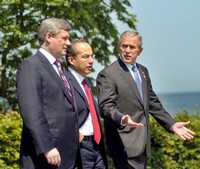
xmin=65 ymin=39 xmax=107 ymax=169
xmin=96 ymin=31 xmax=195 ymax=169
xmin=17 ymin=18 xmax=79 ymax=169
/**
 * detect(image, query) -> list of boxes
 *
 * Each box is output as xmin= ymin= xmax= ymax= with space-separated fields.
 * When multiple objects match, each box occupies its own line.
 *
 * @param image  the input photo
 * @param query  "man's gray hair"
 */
xmin=38 ymin=18 xmax=71 ymax=44
xmin=117 ymin=31 xmax=143 ymax=51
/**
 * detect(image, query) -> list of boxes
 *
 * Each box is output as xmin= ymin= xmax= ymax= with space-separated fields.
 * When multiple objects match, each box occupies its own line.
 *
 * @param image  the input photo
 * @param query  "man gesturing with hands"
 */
xmin=97 ymin=31 xmax=194 ymax=169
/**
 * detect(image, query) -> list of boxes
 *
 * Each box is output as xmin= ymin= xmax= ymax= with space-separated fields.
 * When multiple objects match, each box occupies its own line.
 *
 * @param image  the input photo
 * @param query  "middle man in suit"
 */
xmin=65 ymin=39 xmax=107 ymax=169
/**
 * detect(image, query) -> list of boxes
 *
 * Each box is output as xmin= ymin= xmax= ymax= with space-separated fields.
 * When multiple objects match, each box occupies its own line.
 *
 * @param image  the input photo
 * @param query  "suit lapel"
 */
xmin=138 ymin=64 xmax=148 ymax=108
xmin=117 ymin=59 xmax=144 ymax=105
xmin=37 ymin=51 xmax=74 ymax=105
xmin=67 ymin=70 xmax=102 ymax=127
xmin=66 ymin=70 xmax=89 ymax=107
xmin=86 ymin=79 xmax=100 ymax=115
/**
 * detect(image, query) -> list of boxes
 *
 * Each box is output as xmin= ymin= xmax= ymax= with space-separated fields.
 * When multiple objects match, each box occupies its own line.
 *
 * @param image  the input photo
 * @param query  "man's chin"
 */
xmin=84 ymin=70 xmax=92 ymax=75
xmin=62 ymin=51 xmax=67 ymax=56
xmin=121 ymin=57 xmax=132 ymax=64
xmin=123 ymin=60 xmax=134 ymax=64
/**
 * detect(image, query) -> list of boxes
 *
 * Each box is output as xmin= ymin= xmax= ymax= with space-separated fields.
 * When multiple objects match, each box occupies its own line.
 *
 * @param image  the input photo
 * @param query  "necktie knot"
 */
xmin=82 ymin=79 xmax=87 ymax=86
xmin=132 ymin=64 xmax=137 ymax=72
xmin=54 ymin=59 xmax=72 ymax=97
xmin=54 ymin=59 xmax=59 ymax=65
xmin=54 ymin=60 xmax=62 ymax=70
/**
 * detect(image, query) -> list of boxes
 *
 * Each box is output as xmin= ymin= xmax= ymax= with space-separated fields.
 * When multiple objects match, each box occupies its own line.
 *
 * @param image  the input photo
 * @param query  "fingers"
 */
xmin=181 ymin=121 xmax=190 ymax=126
xmin=183 ymin=127 xmax=195 ymax=140
xmin=45 ymin=148 xmax=61 ymax=166
xmin=178 ymin=133 xmax=187 ymax=140
xmin=185 ymin=127 xmax=195 ymax=135
xmin=177 ymin=121 xmax=195 ymax=140
xmin=128 ymin=122 xmax=144 ymax=128
xmin=180 ymin=132 xmax=193 ymax=140
xmin=121 ymin=115 xmax=144 ymax=128
xmin=184 ymin=132 xmax=194 ymax=140
xmin=126 ymin=116 xmax=144 ymax=128
xmin=176 ymin=127 xmax=195 ymax=141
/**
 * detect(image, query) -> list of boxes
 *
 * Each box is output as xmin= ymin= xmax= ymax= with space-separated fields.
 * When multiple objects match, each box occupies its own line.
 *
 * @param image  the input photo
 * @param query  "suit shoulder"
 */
xmin=137 ymin=63 xmax=148 ymax=71
xmin=137 ymin=63 xmax=146 ymax=69
xmin=98 ymin=60 xmax=118 ymax=75
xmin=20 ymin=51 xmax=42 ymax=65
xmin=18 ymin=52 xmax=42 ymax=72
xmin=24 ymin=52 xmax=41 ymax=63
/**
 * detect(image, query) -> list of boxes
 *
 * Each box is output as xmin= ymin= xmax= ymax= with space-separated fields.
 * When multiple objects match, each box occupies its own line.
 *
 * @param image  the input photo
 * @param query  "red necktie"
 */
xmin=82 ymin=79 xmax=101 ymax=144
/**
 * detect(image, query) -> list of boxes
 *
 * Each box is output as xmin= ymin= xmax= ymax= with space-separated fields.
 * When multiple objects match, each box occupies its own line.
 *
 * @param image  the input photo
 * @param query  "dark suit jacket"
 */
xmin=17 ymin=51 xmax=79 ymax=169
xmin=96 ymin=58 xmax=176 ymax=159
xmin=66 ymin=69 xmax=108 ymax=167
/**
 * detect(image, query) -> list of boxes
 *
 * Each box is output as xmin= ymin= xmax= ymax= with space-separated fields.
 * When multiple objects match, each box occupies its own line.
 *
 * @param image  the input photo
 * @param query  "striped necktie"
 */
xmin=54 ymin=60 xmax=72 ymax=97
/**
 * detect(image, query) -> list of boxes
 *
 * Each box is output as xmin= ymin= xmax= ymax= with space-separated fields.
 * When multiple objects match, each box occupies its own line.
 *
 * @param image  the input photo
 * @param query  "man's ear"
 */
xmin=45 ymin=32 xmax=53 ymax=44
xmin=68 ymin=56 xmax=74 ymax=66
xmin=139 ymin=47 xmax=143 ymax=55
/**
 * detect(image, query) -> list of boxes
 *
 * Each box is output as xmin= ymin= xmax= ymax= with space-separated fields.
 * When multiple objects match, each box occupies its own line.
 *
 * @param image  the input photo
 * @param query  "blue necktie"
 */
xmin=132 ymin=65 xmax=143 ymax=100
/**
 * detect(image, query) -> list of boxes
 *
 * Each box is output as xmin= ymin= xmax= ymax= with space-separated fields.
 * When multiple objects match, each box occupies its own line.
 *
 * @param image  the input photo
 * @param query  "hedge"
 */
xmin=0 ymin=111 xmax=199 ymax=169
xmin=0 ymin=111 xmax=21 ymax=169
xmin=148 ymin=112 xmax=200 ymax=169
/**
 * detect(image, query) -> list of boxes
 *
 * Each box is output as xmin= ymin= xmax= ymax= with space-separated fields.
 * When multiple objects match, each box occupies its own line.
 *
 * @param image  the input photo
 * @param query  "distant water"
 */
xmin=158 ymin=92 xmax=200 ymax=115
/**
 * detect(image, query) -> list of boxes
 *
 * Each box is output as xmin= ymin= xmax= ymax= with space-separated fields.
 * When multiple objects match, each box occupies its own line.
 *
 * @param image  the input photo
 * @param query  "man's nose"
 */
xmin=125 ymin=46 xmax=131 ymax=52
xmin=66 ymin=39 xmax=71 ymax=46
xmin=89 ymin=56 xmax=94 ymax=64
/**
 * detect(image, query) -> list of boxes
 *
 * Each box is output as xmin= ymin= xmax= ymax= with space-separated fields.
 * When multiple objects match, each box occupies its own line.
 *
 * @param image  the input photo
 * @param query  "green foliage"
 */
xmin=0 ymin=111 xmax=22 ymax=169
xmin=2 ymin=111 xmax=199 ymax=169
xmin=0 ymin=97 xmax=11 ymax=113
xmin=148 ymin=112 xmax=200 ymax=169
xmin=0 ymin=0 xmax=137 ymax=108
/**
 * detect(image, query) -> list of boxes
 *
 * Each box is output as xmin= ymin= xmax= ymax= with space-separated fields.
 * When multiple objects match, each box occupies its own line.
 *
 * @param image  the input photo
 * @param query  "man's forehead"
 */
xmin=121 ymin=34 xmax=142 ymax=43
xmin=57 ymin=29 xmax=70 ymax=36
xmin=121 ymin=34 xmax=140 ymax=40
xmin=75 ymin=42 xmax=91 ymax=49
xmin=76 ymin=43 xmax=92 ymax=53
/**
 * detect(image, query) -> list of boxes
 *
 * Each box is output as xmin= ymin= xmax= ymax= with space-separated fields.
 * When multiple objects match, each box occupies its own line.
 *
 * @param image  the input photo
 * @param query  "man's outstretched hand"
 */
xmin=121 ymin=115 xmax=144 ymax=128
xmin=170 ymin=121 xmax=195 ymax=140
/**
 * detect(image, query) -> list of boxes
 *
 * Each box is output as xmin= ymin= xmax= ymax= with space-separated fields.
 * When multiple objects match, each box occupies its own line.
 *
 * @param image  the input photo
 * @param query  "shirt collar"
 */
xmin=39 ymin=48 xmax=56 ymax=65
xmin=123 ymin=61 xmax=138 ymax=71
xmin=68 ymin=67 xmax=85 ymax=85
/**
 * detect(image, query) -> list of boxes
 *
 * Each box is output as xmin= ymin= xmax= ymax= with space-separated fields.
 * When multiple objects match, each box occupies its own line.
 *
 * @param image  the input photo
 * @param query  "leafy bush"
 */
xmin=0 ymin=111 xmax=21 ymax=169
xmin=148 ymin=112 xmax=200 ymax=169
xmin=0 ymin=111 xmax=199 ymax=169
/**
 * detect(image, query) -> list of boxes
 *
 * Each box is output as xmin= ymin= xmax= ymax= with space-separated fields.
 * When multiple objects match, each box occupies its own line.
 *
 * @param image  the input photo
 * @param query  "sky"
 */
xmin=92 ymin=0 xmax=200 ymax=94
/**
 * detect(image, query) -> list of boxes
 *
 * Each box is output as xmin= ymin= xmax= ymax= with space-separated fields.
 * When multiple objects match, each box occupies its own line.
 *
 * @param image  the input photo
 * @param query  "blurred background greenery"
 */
xmin=0 ymin=0 xmax=136 ymax=109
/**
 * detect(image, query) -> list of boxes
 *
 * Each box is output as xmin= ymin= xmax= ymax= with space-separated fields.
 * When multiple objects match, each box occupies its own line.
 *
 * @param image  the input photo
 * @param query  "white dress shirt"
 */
xmin=68 ymin=67 xmax=94 ymax=136
xmin=39 ymin=48 xmax=60 ymax=76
